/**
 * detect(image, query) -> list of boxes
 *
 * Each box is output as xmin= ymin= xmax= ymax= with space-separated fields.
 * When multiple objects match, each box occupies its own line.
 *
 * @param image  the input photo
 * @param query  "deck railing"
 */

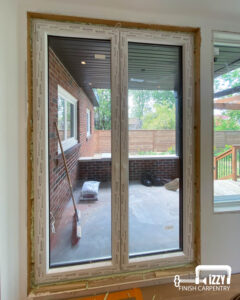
xmin=214 ymin=145 xmax=240 ymax=180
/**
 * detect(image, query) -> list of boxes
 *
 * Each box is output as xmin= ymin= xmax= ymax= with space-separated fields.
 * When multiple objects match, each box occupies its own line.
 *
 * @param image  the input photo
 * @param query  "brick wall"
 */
xmin=78 ymin=90 xmax=96 ymax=157
xmin=78 ymin=158 xmax=179 ymax=182
xmin=48 ymin=48 xmax=94 ymax=240
xmin=129 ymin=158 xmax=179 ymax=180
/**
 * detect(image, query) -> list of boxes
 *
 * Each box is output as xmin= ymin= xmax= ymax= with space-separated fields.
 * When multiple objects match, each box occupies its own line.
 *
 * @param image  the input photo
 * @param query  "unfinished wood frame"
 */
xmin=27 ymin=12 xmax=200 ymax=298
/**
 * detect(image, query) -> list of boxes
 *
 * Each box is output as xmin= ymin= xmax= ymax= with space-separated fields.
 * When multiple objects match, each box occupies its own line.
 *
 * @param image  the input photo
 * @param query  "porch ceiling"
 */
xmin=214 ymin=44 xmax=240 ymax=78
xmin=49 ymin=36 xmax=181 ymax=105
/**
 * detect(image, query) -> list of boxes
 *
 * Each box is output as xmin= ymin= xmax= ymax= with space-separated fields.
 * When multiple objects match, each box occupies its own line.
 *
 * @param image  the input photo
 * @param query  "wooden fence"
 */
xmin=215 ymin=131 xmax=240 ymax=149
xmin=87 ymin=130 xmax=240 ymax=156
xmin=93 ymin=130 xmax=176 ymax=154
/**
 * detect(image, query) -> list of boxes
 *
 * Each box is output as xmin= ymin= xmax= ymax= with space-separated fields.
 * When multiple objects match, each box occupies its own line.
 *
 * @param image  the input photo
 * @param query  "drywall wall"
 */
xmin=0 ymin=0 xmax=19 ymax=299
xmin=0 ymin=0 xmax=240 ymax=299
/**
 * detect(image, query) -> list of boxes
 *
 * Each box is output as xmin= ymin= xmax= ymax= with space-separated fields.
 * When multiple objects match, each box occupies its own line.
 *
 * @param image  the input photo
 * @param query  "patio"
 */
xmin=50 ymin=181 xmax=180 ymax=266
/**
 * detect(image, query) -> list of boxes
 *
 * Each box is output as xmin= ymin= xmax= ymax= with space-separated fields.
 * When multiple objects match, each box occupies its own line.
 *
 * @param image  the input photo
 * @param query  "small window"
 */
xmin=57 ymin=85 xmax=78 ymax=152
xmin=86 ymin=108 xmax=91 ymax=137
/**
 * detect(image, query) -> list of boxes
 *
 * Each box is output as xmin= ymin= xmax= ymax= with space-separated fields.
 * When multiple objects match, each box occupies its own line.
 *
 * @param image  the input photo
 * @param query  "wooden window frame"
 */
xmin=27 ymin=12 xmax=200 ymax=299
xmin=86 ymin=108 xmax=91 ymax=138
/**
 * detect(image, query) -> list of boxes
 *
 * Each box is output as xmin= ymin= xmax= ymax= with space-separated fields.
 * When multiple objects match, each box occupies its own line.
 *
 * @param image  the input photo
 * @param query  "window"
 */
xmin=31 ymin=18 xmax=196 ymax=288
xmin=213 ymin=32 xmax=240 ymax=212
xmin=86 ymin=108 xmax=91 ymax=137
xmin=57 ymin=85 xmax=78 ymax=152
xmin=127 ymin=42 xmax=182 ymax=258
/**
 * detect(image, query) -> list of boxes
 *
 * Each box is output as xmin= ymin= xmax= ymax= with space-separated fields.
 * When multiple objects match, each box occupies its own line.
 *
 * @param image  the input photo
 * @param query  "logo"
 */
xmin=174 ymin=265 xmax=231 ymax=292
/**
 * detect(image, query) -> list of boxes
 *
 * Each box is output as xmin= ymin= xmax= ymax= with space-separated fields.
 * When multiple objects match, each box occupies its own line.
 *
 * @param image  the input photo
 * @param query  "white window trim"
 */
xmin=119 ymin=29 xmax=194 ymax=272
xmin=86 ymin=108 xmax=91 ymax=137
xmin=57 ymin=85 xmax=78 ymax=152
xmin=32 ymin=19 xmax=121 ymax=285
xmin=32 ymin=19 xmax=195 ymax=286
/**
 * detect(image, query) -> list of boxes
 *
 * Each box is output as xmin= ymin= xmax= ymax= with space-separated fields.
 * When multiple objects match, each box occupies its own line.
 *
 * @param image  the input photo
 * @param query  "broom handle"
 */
xmin=54 ymin=122 xmax=79 ymax=218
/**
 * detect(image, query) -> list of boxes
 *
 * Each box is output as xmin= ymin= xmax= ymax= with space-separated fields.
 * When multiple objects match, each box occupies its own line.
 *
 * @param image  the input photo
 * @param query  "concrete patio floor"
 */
xmin=50 ymin=181 xmax=180 ymax=267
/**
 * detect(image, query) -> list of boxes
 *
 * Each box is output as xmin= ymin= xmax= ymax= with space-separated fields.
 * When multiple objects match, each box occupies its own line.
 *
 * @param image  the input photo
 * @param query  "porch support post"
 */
xmin=214 ymin=156 xmax=218 ymax=180
xmin=232 ymin=146 xmax=237 ymax=181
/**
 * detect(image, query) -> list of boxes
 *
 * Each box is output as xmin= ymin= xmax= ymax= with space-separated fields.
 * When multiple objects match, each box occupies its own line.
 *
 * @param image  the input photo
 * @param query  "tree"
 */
xmin=142 ymin=103 xmax=176 ymax=130
xmin=214 ymin=111 xmax=240 ymax=131
xmin=94 ymin=89 xmax=111 ymax=130
xmin=214 ymin=67 xmax=240 ymax=131
xmin=214 ymin=67 xmax=240 ymax=94
xmin=128 ymin=90 xmax=152 ymax=120
xmin=150 ymin=90 xmax=176 ymax=108
xmin=129 ymin=89 xmax=176 ymax=121
xmin=94 ymin=89 xmax=177 ymax=130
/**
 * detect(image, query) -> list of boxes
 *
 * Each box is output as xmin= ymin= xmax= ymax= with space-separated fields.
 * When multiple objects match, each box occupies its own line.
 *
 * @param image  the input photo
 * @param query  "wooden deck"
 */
xmin=214 ymin=179 xmax=240 ymax=196
xmin=214 ymin=180 xmax=240 ymax=211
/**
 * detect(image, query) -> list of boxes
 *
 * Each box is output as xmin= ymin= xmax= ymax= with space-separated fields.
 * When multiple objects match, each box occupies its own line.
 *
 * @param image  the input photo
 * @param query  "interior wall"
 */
xmin=0 ymin=0 xmax=19 ymax=299
xmin=0 ymin=0 xmax=238 ymax=299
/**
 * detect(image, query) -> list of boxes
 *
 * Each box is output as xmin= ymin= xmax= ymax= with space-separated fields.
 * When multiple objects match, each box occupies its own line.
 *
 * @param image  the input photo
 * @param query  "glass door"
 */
xmin=127 ymin=41 xmax=183 ymax=257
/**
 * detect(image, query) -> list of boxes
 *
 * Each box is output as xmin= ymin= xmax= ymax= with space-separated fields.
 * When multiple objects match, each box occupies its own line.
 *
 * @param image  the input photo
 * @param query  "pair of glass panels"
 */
xmin=48 ymin=36 xmax=182 ymax=267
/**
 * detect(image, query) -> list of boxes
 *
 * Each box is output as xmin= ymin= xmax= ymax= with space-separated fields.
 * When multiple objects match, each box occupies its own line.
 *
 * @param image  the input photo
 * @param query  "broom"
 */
xmin=55 ymin=122 xmax=81 ymax=240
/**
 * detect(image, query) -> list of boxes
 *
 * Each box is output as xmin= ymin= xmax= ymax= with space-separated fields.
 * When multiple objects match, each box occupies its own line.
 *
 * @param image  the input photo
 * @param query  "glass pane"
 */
xmin=67 ymin=102 xmax=74 ymax=138
xmin=213 ymin=35 xmax=240 ymax=211
xmin=48 ymin=37 xmax=112 ymax=267
xmin=58 ymin=96 xmax=65 ymax=141
xmin=128 ymin=42 xmax=182 ymax=257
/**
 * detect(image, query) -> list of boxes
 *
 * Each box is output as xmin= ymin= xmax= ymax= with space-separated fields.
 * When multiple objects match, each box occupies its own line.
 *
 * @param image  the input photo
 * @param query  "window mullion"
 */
xmin=119 ymin=31 xmax=129 ymax=269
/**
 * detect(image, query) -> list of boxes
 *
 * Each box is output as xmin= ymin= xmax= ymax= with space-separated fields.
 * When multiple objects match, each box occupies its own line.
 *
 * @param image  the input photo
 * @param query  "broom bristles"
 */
xmin=76 ymin=221 xmax=82 ymax=239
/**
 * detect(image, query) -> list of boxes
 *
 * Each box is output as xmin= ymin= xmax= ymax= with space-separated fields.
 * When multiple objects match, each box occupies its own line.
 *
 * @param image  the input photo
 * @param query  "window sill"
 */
xmin=86 ymin=134 xmax=91 ymax=140
xmin=78 ymin=154 xmax=179 ymax=162
xmin=56 ymin=142 xmax=80 ymax=164
xmin=214 ymin=196 xmax=240 ymax=213
xmin=28 ymin=264 xmax=195 ymax=299
xmin=57 ymin=138 xmax=78 ymax=154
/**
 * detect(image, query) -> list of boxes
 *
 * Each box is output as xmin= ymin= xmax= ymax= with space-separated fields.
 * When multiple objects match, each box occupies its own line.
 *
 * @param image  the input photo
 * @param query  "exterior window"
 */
xmin=57 ymin=85 xmax=78 ymax=152
xmin=86 ymin=108 xmax=91 ymax=137
xmin=127 ymin=42 xmax=182 ymax=258
xmin=213 ymin=32 xmax=240 ymax=212
xmin=32 ymin=19 xmax=195 ymax=287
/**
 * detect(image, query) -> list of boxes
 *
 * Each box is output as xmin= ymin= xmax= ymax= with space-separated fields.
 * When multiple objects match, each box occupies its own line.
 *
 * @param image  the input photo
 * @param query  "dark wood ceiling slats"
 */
xmin=49 ymin=36 xmax=182 ymax=105
xmin=214 ymin=44 xmax=240 ymax=78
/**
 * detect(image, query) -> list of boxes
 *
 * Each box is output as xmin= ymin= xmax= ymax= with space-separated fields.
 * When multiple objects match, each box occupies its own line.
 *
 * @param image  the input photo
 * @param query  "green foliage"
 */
xmin=150 ymin=90 xmax=176 ymax=108
xmin=214 ymin=67 xmax=240 ymax=93
xmin=94 ymin=89 xmax=111 ymax=130
xmin=214 ymin=67 xmax=240 ymax=131
xmin=128 ymin=90 xmax=152 ymax=120
xmin=214 ymin=144 xmax=232 ymax=156
xmin=137 ymin=146 xmax=176 ymax=156
xmin=214 ymin=110 xmax=240 ymax=131
xmin=137 ymin=151 xmax=159 ymax=156
xmin=94 ymin=89 xmax=177 ymax=130
xmin=167 ymin=146 xmax=176 ymax=154
xmin=129 ymin=90 xmax=176 ymax=121
xmin=142 ymin=103 xmax=176 ymax=130
xmin=128 ymin=89 xmax=176 ymax=130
